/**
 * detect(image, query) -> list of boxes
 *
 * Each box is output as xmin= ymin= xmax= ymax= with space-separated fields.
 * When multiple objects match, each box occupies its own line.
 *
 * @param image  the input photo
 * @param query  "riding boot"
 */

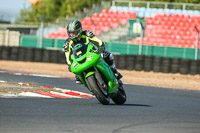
xmin=110 ymin=64 xmax=123 ymax=80
xmin=75 ymin=75 xmax=82 ymax=84
xmin=102 ymin=51 xmax=122 ymax=80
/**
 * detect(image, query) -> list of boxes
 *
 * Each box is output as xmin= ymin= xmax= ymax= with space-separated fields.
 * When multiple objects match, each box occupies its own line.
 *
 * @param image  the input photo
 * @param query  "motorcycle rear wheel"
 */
xmin=86 ymin=75 xmax=110 ymax=105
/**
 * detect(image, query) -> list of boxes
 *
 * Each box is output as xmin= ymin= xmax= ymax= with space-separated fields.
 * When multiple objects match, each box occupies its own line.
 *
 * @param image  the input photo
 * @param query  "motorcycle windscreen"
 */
xmin=73 ymin=43 xmax=88 ymax=59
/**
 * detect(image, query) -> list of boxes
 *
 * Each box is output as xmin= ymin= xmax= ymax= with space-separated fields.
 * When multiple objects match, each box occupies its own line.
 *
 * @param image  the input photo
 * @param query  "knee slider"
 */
xmin=109 ymin=53 xmax=114 ymax=61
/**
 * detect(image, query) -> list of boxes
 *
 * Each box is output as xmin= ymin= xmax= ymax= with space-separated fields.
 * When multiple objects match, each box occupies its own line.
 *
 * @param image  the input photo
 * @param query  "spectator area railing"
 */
xmin=111 ymin=0 xmax=200 ymax=10
xmin=110 ymin=1 xmax=200 ymax=18
xmin=20 ymin=35 xmax=200 ymax=60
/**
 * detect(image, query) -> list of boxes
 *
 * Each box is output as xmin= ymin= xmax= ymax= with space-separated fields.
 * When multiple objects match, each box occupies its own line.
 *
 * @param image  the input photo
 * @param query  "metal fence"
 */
xmin=112 ymin=0 xmax=200 ymax=10
xmin=19 ymin=35 xmax=200 ymax=60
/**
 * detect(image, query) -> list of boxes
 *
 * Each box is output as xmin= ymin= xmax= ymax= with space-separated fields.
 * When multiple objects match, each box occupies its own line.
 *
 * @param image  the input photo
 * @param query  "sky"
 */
xmin=0 ymin=0 xmax=31 ymax=22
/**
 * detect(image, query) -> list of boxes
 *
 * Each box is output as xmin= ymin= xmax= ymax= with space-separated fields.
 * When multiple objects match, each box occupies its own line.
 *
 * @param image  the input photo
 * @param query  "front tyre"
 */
xmin=86 ymin=75 xmax=110 ymax=105
xmin=111 ymin=85 xmax=127 ymax=105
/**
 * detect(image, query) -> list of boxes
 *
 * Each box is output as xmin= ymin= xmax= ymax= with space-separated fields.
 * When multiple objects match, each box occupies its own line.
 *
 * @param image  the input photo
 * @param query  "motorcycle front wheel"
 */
xmin=111 ymin=85 xmax=127 ymax=105
xmin=86 ymin=75 xmax=110 ymax=105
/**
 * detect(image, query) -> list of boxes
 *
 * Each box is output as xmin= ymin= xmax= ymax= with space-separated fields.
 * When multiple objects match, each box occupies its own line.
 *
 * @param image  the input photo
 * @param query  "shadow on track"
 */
xmin=109 ymin=103 xmax=152 ymax=107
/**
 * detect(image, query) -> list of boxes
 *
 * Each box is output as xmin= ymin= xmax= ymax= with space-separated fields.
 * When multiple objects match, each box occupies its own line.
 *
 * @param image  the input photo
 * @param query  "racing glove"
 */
xmin=97 ymin=46 xmax=105 ymax=54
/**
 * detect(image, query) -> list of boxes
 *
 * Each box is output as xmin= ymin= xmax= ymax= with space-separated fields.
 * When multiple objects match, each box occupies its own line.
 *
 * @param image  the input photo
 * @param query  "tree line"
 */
xmin=17 ymin=0 xmax=199 ymax=24
xmin=17 ymin=0 xmax=103 ymax=24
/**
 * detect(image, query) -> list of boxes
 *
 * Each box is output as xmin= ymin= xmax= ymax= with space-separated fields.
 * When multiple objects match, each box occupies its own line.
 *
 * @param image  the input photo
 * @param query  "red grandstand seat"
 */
xmin=111 ymin=23 xmax=118 ymax=29
xmin=128 ymin=40 xmax=134 ymax=44
xmin=104 ymin=21 xmax=111 ymax=27
xmin=48 ymin=32 xmax=56 ymax=38
xmin=101 ymin=9 xmax=109 ymax=14
xmin=81 ymin=20 xmax=87 ymax=25
xmin=101 ymin=17 xmax=107 ymax=22
xmin=119 ymin=19 xmax=127 ymax=25
xmin=164 ymin=13 xmax=173 ymax=18
xmin=156 ymin=15 xmax=166 ymax=22
xmin=87 ymin=25 xmax=95 ymax=32
xmin=82 ymin=25 xmax=89 ymax=30
xmin=85 ymin=20 xmax=93 ymax=26
xmin=120 ymin=11 xmax=129 ymax=19
xmin=145 ymin=17 xmax=153 ymax=25
xmin=173 ymin=14 xmax=180 ymax=18
xmin=92 ymin=16 xmax=100 ymax=23
xmin=112 ymin=10 xmax=120 ymax=15
xmin=160 ymin=21 xmax=168 ymax=26
xmin=83 ymin=17 xmax=93 ymax=25
xmin=101 ymin=22 xmax=110 ymax=32
xmin=99 ymin=13 xmax=108 ymax=19
xmin=109 ymin=10 xmax=115 ymax=15
xmin=95 ymin=26 xmax=101 ymax=31
xmin=128 ymin=12 xmax=136 ymax=19
xmin=185 ymin=40 xmax=192 ymax=45
xmin=154 ymin=13 xmax=162 ymax=19
xmin=56 ymin=32 xmax=62 ymax=37
xmin=179 ymin=14 xmax=186 ymax=18
xmin=118 ymin=12 xmax=128 ymax=25
xmin=142 ymin=12 xmax=196 ymax=48
xmin=133 ymin=38 xmax=140 ymax=44
xmin=84 ymin=16 xmax=91 ymax=21
xmin=106 ymin=17 xmax=112 ymax=22
xmin=112 ymin=17 xmax=119 ymax=23
xmin=109 ymin=17 xmax=119 ymax=29
xmin=91 ymin=19 xmax=99 ymax=27
xmin=92 ymin=13 xmax=100 ymax=18
xmin=96 ymin=21 xmax=103 ymax=27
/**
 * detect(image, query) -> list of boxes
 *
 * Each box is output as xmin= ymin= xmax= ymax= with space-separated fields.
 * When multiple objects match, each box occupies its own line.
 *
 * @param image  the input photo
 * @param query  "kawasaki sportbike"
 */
xmin=70 ymin=42 xmax=126 ymax=105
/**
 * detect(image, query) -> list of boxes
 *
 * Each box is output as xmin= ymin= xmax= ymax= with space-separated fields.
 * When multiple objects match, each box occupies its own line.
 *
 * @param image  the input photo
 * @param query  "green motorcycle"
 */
xmin=70 ymin=42 xmax=126 ymax=105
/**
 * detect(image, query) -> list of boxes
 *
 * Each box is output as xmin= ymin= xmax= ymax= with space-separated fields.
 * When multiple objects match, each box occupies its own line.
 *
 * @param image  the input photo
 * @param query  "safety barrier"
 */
xmin=20 ymin=35 xmax=200 ymax=60
xmin=0 ymin=46 xmax=66 ymax=64
xmin=114 ymin=55 xmax=200 ymax=75
xmin=0 ymin=46 xmax=199 ymax=75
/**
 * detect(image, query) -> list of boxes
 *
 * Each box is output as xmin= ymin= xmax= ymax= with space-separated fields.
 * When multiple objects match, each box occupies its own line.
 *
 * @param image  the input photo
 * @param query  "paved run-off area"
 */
xmin=0 ymin=60 xmax=200 ymax=91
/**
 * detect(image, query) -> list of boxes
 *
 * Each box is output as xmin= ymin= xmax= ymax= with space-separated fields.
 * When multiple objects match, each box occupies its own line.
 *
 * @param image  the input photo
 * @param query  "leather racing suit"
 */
xmin=63 ymin=30 xmax=122 ymax=80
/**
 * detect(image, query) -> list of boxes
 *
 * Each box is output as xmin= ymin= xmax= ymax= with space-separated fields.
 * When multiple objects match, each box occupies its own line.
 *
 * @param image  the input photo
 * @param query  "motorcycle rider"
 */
xmin=63 ymin=20 xmax=122 ymax=84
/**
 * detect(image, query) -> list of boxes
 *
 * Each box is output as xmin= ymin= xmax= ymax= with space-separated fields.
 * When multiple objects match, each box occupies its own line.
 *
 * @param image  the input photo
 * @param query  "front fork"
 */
xmin=80 ymin=67 xmax=107 ymax=94
xmin=78 ymin=64 xmax=119 ymax=94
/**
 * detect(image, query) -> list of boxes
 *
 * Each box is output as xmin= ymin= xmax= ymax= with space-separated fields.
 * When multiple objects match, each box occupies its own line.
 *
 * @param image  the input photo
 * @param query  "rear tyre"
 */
xmin=111 ymin=85 xmax=126 ymax=105
xmin=86 ymin=75 xmax=110 ymax=105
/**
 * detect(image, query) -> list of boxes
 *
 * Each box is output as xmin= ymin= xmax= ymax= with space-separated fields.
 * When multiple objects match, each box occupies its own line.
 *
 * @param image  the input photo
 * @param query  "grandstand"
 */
xmin=129 ymin=13 xmax=200 ymax=48
xmin=44 ymin=9 xmax=136 ymax=39
xmin=110 ymin=6 xmax=200 ymax=18
xmin=41 ymin=0 xmax=200 ymax=49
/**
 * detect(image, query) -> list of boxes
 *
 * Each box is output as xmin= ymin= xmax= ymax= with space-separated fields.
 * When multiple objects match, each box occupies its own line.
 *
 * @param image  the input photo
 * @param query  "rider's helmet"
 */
xmin=67 ymin=20 xmax=82 ymax=40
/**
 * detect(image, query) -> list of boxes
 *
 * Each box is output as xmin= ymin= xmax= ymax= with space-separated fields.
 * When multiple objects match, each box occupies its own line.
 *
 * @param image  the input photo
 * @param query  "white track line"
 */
xmin=31 ymin=74 xmax=61 ymax=78
xmin=2 ymin=94 xmax=18 ymax=98
xmin=50 ymin=91 xmax=82 ymax=98
xmin=55 ymin=88 xmax=94 ymax=97
xmin=0 ymin=74 xmax=94 ymax=98
xmin=19 ymin=91 xmax=53 ymax=98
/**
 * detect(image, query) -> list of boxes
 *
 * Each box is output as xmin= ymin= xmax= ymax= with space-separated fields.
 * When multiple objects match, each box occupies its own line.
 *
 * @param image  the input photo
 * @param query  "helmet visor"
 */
xmin=69 ymin=31 xmax=78 ymax=38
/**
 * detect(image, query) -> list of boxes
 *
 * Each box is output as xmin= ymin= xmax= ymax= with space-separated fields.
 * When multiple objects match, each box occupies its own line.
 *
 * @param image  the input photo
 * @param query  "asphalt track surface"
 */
xmin=0 ymin=73 xmax=200 ymax=133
